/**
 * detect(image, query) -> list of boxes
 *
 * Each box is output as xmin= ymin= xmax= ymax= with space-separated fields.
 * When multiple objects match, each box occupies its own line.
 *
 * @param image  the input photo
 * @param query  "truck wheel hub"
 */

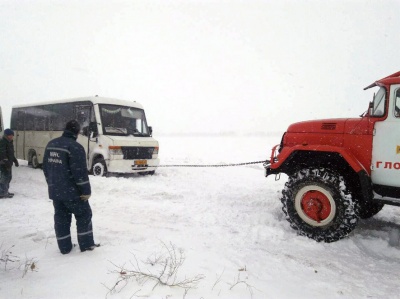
xmin=301 ymin=190 xmax=331 ymax=222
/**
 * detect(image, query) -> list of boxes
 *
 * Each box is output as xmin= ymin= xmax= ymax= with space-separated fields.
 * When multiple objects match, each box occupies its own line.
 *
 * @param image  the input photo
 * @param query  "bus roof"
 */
xmin=12 ymin=96 xmax=144 ymax=109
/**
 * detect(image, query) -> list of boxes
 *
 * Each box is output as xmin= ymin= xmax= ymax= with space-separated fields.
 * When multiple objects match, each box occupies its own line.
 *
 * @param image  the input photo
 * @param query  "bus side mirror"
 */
xmin=148 ymin=126 xmax=153 ymax=137
xmin=82 ymin=126 xmax=89 ymax=136
xmin=89 ymin=122 xmax=98 ymax=137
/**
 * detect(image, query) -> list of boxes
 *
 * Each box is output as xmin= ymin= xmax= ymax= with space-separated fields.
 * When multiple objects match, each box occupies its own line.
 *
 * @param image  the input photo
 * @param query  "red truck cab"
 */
xmin=265 ymin=71 xmax=400 ymax=242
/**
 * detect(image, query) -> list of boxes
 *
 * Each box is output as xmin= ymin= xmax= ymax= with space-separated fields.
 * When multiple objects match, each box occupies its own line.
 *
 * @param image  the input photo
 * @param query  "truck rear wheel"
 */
xmin=281 ymin=168 xmax=359 ymax=243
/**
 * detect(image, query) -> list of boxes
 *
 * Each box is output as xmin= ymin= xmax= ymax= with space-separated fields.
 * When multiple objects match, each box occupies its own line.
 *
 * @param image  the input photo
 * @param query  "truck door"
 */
xmin=371 ymin=85 xmax=400 ymax=187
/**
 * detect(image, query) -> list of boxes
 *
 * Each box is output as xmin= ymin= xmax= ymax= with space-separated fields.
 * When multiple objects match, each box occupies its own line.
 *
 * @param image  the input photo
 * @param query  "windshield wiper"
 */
xmin=107 ymin=127 xmax=126 ymax=134
xmin=130 ymin=132 xmax=148 ymax=137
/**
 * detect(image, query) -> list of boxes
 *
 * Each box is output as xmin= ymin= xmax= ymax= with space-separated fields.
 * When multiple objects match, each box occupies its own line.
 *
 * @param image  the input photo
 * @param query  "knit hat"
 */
xmin=65 ymin=120 xmax=80 ymax=135
xmin=4 ymin=129 xmax=14 ymax=136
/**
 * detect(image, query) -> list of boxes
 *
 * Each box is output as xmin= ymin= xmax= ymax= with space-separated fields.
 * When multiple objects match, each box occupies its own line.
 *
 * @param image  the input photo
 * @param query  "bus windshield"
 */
xmin=99 ymin=104 xmax=150 ymax=136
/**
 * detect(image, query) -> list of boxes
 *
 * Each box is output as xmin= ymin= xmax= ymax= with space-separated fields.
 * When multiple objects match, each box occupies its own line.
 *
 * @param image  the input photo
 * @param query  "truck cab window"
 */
xmin=395 ymin=89 xmax=400 ymax=118
xmin=372 ymin=87 xmax=386 ymax=117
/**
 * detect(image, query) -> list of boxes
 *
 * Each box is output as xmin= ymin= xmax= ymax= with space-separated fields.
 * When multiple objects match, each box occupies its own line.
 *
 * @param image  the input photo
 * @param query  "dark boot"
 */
xmin=81 ymin=244 xmax=100 ymax=252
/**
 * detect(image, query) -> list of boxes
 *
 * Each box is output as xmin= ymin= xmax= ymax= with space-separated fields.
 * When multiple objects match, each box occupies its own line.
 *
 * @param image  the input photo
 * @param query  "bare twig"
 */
xmin=212 ymin=268 xmax=225 ymax=290
xmin=228 ymin=271 xmax=260 ymax=299
xmin=105 ymin=242 xmax=205 ymax=298
xmin=21 ymin=256 xmax=38 ymax=278
xmin=1 ymin=244 xmax=19 ymax=271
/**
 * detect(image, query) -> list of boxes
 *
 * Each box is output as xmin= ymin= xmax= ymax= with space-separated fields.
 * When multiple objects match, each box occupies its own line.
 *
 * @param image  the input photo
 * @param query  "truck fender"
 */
xmin=271 ymin=145 xmax=367 ymax=173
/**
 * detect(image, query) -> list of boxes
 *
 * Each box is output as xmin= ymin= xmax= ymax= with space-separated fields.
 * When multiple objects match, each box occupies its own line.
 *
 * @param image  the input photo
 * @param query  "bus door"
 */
xmin=75 ymin=104 xmax=93 ymax=166
xmin=15 ymin=110 xmax=26 ymax=159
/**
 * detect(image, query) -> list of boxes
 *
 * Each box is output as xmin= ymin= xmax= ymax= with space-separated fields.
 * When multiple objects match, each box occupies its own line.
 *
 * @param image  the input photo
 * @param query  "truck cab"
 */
xmin=369 ymin=82 xmax=400 ymax=199
xmin=265 ymin=71 xmax=400 ymax=242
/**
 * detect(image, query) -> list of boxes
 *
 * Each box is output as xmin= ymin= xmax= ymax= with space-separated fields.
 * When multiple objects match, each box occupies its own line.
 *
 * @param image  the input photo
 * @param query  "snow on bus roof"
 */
xmin=12 ymin=96 xmax=145 ymax=109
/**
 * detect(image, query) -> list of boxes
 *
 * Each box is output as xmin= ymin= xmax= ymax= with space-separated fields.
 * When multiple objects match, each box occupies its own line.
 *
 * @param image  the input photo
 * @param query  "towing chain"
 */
xmin=153 ymin=160 xmax=269 ymax=168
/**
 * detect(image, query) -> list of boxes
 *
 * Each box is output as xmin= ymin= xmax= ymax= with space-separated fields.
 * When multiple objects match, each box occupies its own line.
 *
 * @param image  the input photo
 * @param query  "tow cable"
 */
xmin=150 ymin=160 xmax=270 ymax=168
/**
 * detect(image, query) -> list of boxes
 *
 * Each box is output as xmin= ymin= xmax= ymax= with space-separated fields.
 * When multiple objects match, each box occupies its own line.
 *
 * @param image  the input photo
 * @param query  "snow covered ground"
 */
xmin=1 ymin=135 xmax=400 ymax=299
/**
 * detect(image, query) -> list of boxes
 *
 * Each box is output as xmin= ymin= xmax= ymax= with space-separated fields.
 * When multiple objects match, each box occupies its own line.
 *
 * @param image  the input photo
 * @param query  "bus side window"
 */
xmin=79 ymin=105 xmax=96 ymax=137
xmin=25 ymin=108 xmax=34 ymax=130
xmin=48 ymin=103 xmax=75 ymax=131
xmin=77 ymin=111 xmax=88 ymax=125
xmin=16 ymin=109 xmax=25 ymax=130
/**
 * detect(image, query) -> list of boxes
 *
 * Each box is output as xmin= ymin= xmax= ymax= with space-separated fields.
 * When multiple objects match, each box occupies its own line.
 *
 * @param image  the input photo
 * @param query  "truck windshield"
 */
xmin=371 ymin=87 xmax=386 ymax=117
xmin=99 ymin=104 xmax=150 ymax=136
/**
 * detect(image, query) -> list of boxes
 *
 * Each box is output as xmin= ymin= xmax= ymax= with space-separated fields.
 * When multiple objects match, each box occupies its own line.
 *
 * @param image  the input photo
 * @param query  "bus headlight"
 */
xmin=153 ymin=146 xmax=159 ymax=154
xmin=109 ymin=146 xmax=123 ymax=155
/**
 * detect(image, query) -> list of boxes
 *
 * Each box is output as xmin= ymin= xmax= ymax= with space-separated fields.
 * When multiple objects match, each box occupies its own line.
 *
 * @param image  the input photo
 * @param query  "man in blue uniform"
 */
xmin=43 ymin=120 xmax=99 ymax=254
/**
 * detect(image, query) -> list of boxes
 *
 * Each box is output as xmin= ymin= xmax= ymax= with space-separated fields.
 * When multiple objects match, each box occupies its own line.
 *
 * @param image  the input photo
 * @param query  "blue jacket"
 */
xmin=43 ymin=130 xmax=91 ymax=201
xmin=0 ymin=136 xmax=18 ymax=169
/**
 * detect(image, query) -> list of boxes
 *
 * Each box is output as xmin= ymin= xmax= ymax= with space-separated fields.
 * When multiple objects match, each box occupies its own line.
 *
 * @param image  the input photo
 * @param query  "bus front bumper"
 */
xmin=107 ymin=158 xmax=160 ymax=174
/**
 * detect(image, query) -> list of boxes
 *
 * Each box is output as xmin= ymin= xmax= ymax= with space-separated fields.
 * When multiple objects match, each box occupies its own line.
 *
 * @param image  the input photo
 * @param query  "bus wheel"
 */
xmin=92 ymin=158 xmax=107 ymax=177
xmin=31 ymin=154 xmax=40 ymax=169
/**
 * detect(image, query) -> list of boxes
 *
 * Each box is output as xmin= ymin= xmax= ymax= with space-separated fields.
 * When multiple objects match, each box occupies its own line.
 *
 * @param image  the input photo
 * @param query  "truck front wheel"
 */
xmin=281 ymin=168 xmax=359 ymax=243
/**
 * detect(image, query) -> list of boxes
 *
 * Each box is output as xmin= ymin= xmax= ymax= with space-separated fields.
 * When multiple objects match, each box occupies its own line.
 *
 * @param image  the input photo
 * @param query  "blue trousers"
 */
xmin=0 ymin=167 xmax=12 ymax=196
xmin=53 ymin=199 xmax=95 ymax=254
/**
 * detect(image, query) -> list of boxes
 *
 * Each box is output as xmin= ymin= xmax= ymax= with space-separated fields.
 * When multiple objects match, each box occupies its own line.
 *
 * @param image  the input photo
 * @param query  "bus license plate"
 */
xmin=134 ymin=160 xmax=147 ymax=165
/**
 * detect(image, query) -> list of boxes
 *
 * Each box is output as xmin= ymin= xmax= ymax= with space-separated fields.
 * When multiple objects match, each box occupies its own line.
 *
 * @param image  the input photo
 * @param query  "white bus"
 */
xmin=10 ymin=96 xmax=159 ymax=176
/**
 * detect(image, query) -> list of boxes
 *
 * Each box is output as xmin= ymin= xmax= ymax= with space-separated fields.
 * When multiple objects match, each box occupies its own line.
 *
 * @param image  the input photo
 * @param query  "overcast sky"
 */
xmin=1 ymin=0 xmax=400 ymax=135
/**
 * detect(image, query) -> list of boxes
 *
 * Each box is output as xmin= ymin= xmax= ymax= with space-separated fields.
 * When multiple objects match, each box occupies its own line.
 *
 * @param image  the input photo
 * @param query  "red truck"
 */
xmin=264 ymin=71 xmax=400 ymax=242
